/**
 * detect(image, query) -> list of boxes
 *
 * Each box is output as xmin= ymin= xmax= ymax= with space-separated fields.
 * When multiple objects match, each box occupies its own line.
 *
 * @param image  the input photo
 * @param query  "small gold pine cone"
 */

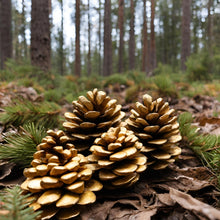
xmin=89 ymin=126 xmax=147 ymax=189
xmin=63 ymin=88 xmax=125 ymax=152
xmin=126 ymin=94 xmax=182 ymax=170
xmin=21 ymin=129 xmax=103 ymax=220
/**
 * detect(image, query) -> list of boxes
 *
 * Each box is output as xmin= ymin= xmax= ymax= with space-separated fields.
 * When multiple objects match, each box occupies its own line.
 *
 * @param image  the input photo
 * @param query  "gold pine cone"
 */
xmin=126 ymin=94 xmax=182 ymax=170
xmin=21 ymin=129 xmax=103 ymax=220
xmin=63 ymin=88 xmax=125 ymax=152
xmin=89 ymin=126 xmax=147 ymax=189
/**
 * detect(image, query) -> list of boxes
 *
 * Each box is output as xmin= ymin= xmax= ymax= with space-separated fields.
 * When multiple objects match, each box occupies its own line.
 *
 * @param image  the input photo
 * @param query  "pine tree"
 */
xmin=141 ymin=0 xmax=148 ymax=73
xmin=118 ymin=0 xmax=124 ymax=73
xmin=181 ymin=0 xmax=191 ymax=70
xmin=129 ymin=0 xmax=135 ymax=70
xmin=207 ymin=0 xmax=213 ymax=56
xmin=87 ymin=0 xmax=92 ymax=76
xmin=21 ymin=0 xmax=27 ymax=59
xmin=31 ymin=0 xmax=51 ymax=71
xmin=58 ymin=0 xmax=65 ymax=75
xmin=98 ymin=0 xmax=102 ymax=76
xmin=170 ymin=0 xmax=181 ymax=68
xmin=150 ymin=0 xmax=156 ymax=72
xmin=0 ymin=0 xmax=12 ymax=69
xmin=103 ymin=0 xmax=112 ymax=76
xmin=75 ymin=0 xmax=81 ymax=76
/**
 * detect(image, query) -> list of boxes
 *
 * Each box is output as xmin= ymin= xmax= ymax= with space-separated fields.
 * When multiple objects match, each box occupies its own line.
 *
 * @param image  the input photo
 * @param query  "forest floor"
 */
xmin=0 ymin=82 xmax=220 ymax=219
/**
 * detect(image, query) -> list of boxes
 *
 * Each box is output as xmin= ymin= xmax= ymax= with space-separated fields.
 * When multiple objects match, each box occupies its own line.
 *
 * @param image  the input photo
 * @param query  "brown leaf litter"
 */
xmin=1 ymin=86 xmax=220 ymax=219
xmin=78 ymin=160 xmax=220 ymax=220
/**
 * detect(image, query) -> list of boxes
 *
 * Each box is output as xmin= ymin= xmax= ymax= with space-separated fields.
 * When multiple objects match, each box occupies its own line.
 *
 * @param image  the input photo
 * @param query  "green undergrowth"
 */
xmin=0 ymin=186 xmax=41 ymax=220
xmin=153 ymin=74 xmax=178 ymax=97
xmin=1 ymin=60 xmax=220 ymax=105
xmin=0 ymin=123 xmax=46 ymax=167
xmin=178 ymin=112 xmax=220 ymax=187
xmin=0 ymin=99 xmax=61 ymax=129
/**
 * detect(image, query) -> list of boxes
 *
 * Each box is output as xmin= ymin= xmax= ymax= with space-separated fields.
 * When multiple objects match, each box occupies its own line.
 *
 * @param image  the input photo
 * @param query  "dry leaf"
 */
xmin=0 ymin=161 xmax=15 ymax=180
xmin=169 ymin=187 xmax=220 ymax=220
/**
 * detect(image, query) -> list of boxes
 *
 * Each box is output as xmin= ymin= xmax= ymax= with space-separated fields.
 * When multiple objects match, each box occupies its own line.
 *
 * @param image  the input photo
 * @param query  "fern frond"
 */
xmin=0 ymin=123 xmax=46 ymax=167
xmin=0 ymin=186 xmax=41 ymax=220
xmin=178 ymin=112 xmax=220 ymax=186
xmin=0 ymin=99 xmax=61 ymax=129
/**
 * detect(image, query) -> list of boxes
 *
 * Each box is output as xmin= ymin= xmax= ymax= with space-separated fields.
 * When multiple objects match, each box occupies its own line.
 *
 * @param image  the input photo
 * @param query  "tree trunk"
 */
xmin=61 ymin=0 xmax=64 ymax=75
xmin=192 ymin=0 xmax=199 ymax=54
xmin=0 ymin=0 xmax=12 ymax=69
xmin=118 ymin=0 xmax=124 ymax=73
xmin=87 ymin=0 xmax=91 ymax=76
xmin=98 ymin=0 xmax=102 ymax=76
xmin=31 ymin=0 xmax=51 ymax=71
xmin=129 ymin=0 xmax=135 ymax=70
xmin=181 ymin=0 xmax=191 ymax=71
xmin=207 ymin=0 xmax=213 ymax=55
xmin=150 ymin=0 xmax=156 ymax=72
xmin=103 ymin=0 xmax=112 ymax=76
xmin=141 ymin=0 xmax=148 ymax=73
xmin=21 ymin=0 xmax=27 ymax=59
xmin=57 ymin=0 xmax=65 ymax=75
xmin=75 ymin=0 xmax=81 ymax=76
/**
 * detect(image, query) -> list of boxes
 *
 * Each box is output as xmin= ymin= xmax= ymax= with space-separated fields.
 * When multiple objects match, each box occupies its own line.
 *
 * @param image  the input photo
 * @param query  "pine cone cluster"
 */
xmin=20 ymin=89 xmax=182 ymax=219
xmin=63 ymin=88 xmax=125 ymax=152
xmin=126 ymin=94 xmax=182 ymax=170
xmin=89 ymin=126 xmax=147 ymax=189
xmin=21 ymin=129 xmax=103 ymax=220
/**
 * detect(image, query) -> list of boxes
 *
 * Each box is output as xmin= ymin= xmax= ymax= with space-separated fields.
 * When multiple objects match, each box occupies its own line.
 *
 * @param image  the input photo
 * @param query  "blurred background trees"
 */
xmin=0 ymin=0 xmax=12 ymax=69
xmin=0 ymin=0 xmax=219 ymax=77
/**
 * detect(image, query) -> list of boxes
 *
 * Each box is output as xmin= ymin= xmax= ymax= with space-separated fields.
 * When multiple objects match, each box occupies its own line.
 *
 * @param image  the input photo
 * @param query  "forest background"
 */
xmin=0 ymin=0 xmax=219 ymax=78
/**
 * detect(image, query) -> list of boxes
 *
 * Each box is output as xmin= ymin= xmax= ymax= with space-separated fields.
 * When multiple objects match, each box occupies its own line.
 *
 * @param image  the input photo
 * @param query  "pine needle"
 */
xmin=178 ymin=112 xmax=220 ymax=186
xmin=0 ymin=123 xmax=46 ymax=167
xmin=0 ymin=99 xmax=61 ymax=129
xmin=0 ymin=186 xmax=41 ymax=220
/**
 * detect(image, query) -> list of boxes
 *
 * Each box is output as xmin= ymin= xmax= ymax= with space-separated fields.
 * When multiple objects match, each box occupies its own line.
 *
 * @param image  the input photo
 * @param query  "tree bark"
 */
xmin=171 ymin=0 xmax=181 ymax=68
xmin=118 ymin=0 xmax=124 ymax=73
xmin=103 ymin=0 xmax=112 ymax=76
xmin=98 ymin=0 xmax=102 ymax=76
xmin=141 ymin=0 xmax=149 ymax=73
xmin=150 ymin=0 xmax=156 ymax=72
xmin=0 ymin=0 xmax=12 ymax=69
xmin=21 ymin=0 xmax=27 ymax=59
xmin=181 ymin=0 xmax=191 ymax=71
xmin=60 ymin=0 xmax=64 ymax=75
xmin=129 ymin=0 xmax=135 ymax=70
xmin=87 ymin=0 xmax=91 ymax=76
xmin=31 ymin=0 xmax=51 ymax=71
xmin=207 ymin=0 xmax=213 ymax=55
xmin=75 ymin=0 xmax=81 ymax=76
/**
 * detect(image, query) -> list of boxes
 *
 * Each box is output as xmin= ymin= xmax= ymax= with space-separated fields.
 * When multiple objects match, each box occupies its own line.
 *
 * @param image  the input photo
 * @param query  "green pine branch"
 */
xmin=0 ymin=186 xmax=41 ymax=220
xmin=0 ymin=123 xmax=46 ymax=167
xmin=0 ymin=99 xmax=61 ymax=129
xmin=178 ymin=112 xmax=220 ymax=185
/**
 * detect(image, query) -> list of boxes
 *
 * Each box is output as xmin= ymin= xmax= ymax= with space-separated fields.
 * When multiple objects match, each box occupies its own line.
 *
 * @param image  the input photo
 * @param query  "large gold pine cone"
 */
xmin=63 ymin=88 xmax=125 ymax=152
xmin=126 ymin=94 xmax=182 ymax=170
xmin=89 ymin=126 xmax=147 ymax=189
xmin=21 ymin=129 xmax=103 ymax=220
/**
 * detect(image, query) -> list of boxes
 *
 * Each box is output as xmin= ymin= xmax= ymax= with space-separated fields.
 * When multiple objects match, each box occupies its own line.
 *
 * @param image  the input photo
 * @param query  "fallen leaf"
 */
xmin=0 ymin=161 xmax=15 ymax=180
xmin=169 ymin=187 xmax=220 ymax=220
